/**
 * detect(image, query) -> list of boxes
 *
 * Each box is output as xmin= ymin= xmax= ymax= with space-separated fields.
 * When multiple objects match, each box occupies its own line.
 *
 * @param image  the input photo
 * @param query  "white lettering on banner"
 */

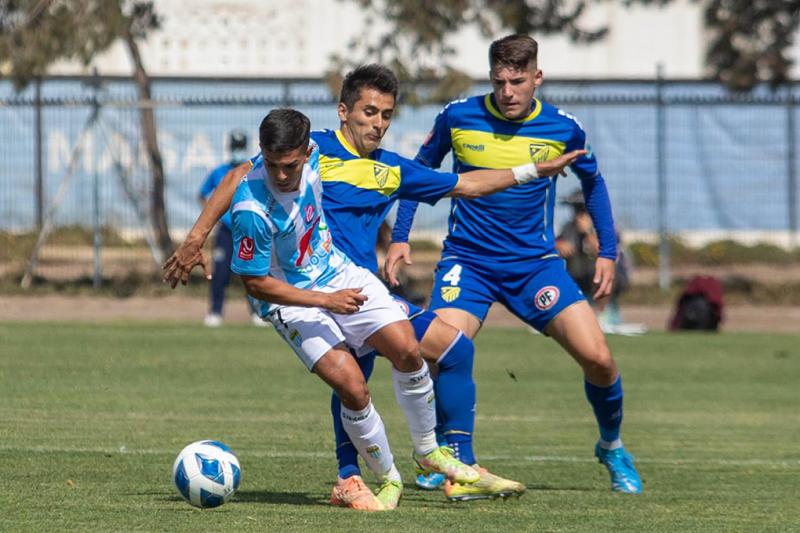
xmin=182 ymin=133 xmax=216 ymax=173
xmin=47 ymin=131 xmax=72 ymax=173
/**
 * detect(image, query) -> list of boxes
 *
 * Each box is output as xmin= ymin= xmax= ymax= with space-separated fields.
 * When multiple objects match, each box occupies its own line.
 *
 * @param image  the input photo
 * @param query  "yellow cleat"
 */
xmin=444 ymin=466 xmax=526 ymax=502
xmin=375 ymin=478 xmax=403 ymax=510
xmin=413 ymin=446 xmax=480 ymax=484
xmin=329 ymin=475 xmax=386 ymax=511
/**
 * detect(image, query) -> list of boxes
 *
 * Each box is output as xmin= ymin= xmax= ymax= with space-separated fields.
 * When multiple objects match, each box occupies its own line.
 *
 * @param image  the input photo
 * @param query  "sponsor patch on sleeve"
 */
xmin=238 ymin=237 xmax=254 ymax=261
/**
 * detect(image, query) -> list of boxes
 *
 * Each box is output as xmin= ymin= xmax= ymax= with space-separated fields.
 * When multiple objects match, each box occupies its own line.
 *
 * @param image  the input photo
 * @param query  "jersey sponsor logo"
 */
xmin=534 ymin=286 xmax=560 ymax=311
xmin=441 ymin=286 xmax=461 ymax=303
xmin=373 ymin=164 xmax=389 ymax=188
xmin=238 ymin=237 xmax=254 ymax=261
xmin=304 ymin=204 xmax=315 ymax=224
xmin=463 ymin=143 xmax=485 ymax=152
xmin=295 ymin=216 xmax=321 ymax=266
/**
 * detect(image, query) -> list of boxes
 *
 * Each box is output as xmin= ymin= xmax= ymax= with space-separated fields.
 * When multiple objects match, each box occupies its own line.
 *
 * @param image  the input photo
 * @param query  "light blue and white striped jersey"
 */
xmin=230 ymin=148 xmax=349 ymax=315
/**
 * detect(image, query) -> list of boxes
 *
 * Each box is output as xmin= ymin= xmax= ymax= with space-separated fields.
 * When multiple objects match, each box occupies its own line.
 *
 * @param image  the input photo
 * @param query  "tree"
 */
xmin=0 ymin=0 xmax=173 ymax=260
xmin=330 ymin=0 xmax=607 ymax=102
xmin=334 ymin=0 xmax=800 ymax=95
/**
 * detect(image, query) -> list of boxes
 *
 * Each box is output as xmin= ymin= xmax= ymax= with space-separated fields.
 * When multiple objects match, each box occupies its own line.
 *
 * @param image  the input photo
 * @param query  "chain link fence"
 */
xmin=1 ymin=76 xmax=798 ymax=288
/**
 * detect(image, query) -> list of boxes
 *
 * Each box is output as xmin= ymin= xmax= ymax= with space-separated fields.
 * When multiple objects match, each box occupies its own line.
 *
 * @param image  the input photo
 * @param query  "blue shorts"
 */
xmin=429 ymin=256 xmax=585 ymax=332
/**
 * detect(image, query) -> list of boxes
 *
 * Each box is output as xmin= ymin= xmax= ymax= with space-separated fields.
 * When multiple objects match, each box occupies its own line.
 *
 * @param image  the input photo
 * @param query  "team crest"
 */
xmin=529 ymin=142 xmax=553 ymax=163
xmin=289 ymin=329 xmax=303 ymax=348
xmin=304 ymin=204 xmax=315 ymax=224
xmin=373 ymin=164 xmax=389 ymax=188
xmin=365 ymin=444 xmax=382 ymax=460
xmin=441 ymin=286 xmax=461 ymax=303
xmin=392 ymin=297 xmax=410 ymax=316
xmin=534 ymin=286 xmax=560 ymax=311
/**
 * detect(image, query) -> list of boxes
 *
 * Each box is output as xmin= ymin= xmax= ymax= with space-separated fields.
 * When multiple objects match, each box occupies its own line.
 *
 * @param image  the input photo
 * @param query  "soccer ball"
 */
xmin=172 ymin=440 xmax=241 ymax=508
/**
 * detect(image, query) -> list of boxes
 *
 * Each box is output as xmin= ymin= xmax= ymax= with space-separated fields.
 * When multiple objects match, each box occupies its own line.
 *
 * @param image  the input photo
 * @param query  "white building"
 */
xmin=51 ymin=0 xmax=709 ymax=79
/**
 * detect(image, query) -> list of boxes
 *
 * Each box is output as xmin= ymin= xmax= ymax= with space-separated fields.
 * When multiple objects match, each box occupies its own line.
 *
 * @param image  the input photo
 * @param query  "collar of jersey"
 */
xmin=334 ymin=129 xmax=361 ymax=158
xmin=484 ymin=94 xmax=541 ymax=123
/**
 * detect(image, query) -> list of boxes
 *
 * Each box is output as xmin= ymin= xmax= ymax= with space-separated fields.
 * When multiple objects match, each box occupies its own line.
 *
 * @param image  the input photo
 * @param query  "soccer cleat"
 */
xmin=413 ymin=446 xmax=480 ymax=484
xmin=251 ymin=313 xmax=269 ymax=327
xmin=594 ymin=443 xmax=643 ymax=494
xmin=415 ymin=471 xmax=446 ymax=490
xmin=444 ymin=466 xmax=526 ymax=501
xmin=329 ymin=475 xmax=386 ymax=511
xmin=203 ymin=313 xmax=223 ymax=327
xmin=375 ymin=478 xmax=403 ymax=510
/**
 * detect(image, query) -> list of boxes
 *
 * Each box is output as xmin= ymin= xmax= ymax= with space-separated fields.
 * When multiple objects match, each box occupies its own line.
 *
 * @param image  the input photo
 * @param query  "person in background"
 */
xmin=199 ymin=130 xmax=265 ymax=327
xmin=556 ymin=189 xmax=630 ymax=329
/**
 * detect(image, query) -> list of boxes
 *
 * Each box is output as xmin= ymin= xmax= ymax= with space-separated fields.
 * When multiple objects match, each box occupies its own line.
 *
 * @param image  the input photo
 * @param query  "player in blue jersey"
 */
xmin=386 ymin=35 xmax=643 ymax=494
xmin=162 ymin=65 xmax=584 ymax=506
xmin=199 ymin=130 xmax=265 ymax=328
xmin=227 ymin=108 xmax=483 ymax=511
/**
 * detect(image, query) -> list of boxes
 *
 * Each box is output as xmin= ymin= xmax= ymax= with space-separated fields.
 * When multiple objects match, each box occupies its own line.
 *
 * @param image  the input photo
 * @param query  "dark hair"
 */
xmin=228 ymin=129 xmax=248 ymax=151
xmin=339 ymin=64 xmax=398 ymax=110
xmin=258 ymin=109 xmax=311 ymax=153
xmin=489 ymin=34 xmax=538 ymax=70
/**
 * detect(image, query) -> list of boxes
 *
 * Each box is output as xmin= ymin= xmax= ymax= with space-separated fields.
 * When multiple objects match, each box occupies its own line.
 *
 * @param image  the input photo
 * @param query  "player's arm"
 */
xmin=240 ymin=276 xmax=367 ymax=315
xmin=567 ymin=120 xmax=617 ymax=301
xmin=161 ymin=161 xmax=251 ymax=288
xmin=448 ymin=150 xmax=586 ymax=199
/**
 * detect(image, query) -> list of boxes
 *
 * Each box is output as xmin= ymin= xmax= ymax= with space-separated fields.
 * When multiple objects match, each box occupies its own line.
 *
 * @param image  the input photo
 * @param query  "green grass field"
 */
xmin=1 ymin=323 xmax=798 ymax=532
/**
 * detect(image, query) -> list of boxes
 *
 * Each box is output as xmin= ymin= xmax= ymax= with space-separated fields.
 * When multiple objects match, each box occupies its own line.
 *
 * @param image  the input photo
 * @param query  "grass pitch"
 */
xmin=0 ymin=322 xmax=798 ymax=532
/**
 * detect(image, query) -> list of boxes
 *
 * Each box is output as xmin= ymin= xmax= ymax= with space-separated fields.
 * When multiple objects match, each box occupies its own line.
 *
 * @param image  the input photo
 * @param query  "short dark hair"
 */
xmin=258 ymin=108 xmax=311 ymax=153
xmin=489 ymin=34 xmax=538 ymax=71
xmin=339 ymin=64 xmax=398 ymax=110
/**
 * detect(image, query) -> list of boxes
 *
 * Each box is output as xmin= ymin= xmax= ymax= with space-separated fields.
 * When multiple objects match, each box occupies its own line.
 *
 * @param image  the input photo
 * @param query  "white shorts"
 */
xmin=267 ymin=262 xmax=407 ymax=371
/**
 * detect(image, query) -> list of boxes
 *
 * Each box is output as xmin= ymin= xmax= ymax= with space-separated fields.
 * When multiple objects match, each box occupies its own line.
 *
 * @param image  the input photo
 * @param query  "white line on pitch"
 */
xmin=1 ymin=445 xmax=798 ymax=467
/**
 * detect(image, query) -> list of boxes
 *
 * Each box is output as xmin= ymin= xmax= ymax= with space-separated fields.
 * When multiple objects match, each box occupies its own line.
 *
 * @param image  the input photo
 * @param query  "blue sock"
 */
xmin=434 ymin=332 xmax=477 ymax=466
xmin=584 ymin=375 xmax=624 ymax=444
xmin=331 ymin=352 xmax=376 ymax=479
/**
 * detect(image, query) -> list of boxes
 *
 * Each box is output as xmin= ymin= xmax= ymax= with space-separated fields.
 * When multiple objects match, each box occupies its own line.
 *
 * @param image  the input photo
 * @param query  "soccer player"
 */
xmin=198 ymin=130 xmax=265 ymax=328
xmin=228 ymin=108 xmax=481 ymax=511
xmin=163 ymin=65 xmax=583 ymax=506
xmin=385 ymin=35 xmax=643 ymax=494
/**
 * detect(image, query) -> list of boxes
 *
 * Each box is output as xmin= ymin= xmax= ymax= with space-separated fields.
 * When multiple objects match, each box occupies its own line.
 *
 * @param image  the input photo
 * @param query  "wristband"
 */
xmin=511 ymin=162 xmax=538 ymax=184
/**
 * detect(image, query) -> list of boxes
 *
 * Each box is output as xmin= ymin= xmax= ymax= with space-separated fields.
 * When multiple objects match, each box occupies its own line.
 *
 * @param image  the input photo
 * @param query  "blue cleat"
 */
xmin=415 ymin=471 xmax=446 ymax=490
xmin=594 ymin=443 xmax=642 ymax=494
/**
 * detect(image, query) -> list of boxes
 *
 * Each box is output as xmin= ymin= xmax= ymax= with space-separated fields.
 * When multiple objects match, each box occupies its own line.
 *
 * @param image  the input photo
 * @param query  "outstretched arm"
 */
xmin=161 ymin=162 xmax=250 ymax=288
xmin=241 ymin=276 xmax=367 ymax=315
xmin=449 ymin=150 xmax=586 ymax=199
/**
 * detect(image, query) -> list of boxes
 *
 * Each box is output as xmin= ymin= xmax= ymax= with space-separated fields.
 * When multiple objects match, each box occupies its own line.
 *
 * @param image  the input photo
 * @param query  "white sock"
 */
xmin=392 ymin=362 xmax=438 ymax=455
xmin=598 ymin=438 xmax=623 ymax=451
xmin=340 ymin=401 xmax=396 ymax=480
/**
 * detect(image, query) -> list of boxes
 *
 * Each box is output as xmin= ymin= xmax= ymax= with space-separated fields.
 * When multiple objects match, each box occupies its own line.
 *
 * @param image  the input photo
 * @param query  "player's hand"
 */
xmin=592 ymin=257 xmax=616 ymax=306
xmin=161 ymin=238 xmax=211 ymax=288
xmin=324 ymin=288 xmax=368 ymax=314
xmin=536 ymin=149 xmax=587 ymax=177
xmin=383 ymin=242 xmax=412 ymax=287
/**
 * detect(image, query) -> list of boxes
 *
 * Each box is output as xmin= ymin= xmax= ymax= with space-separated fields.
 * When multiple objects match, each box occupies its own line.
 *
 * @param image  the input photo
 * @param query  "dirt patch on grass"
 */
xmin=1 ymin=294 xmax=797 ymax=333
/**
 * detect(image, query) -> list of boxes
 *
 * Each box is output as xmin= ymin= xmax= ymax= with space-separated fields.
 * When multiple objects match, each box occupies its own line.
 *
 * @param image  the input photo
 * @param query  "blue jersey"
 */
xmin=200 ymin=162 xmax=235 ymax=229
xmin=394 ymin=94 xmax=616 ymax=263
xmin=312 ymin=129 xmax=459 ymax=272
xmin=230 ymin=148 xmax=349 ymax=315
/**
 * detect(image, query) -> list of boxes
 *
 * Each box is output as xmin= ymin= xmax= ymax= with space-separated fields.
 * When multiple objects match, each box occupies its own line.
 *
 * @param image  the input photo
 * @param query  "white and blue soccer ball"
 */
xmin=172 ymin=440 xmax=241 ymax=508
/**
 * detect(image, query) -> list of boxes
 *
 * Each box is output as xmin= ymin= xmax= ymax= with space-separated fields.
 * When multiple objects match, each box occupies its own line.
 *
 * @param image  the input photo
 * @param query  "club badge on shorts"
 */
xmin=441 ymin=286 xmax=461 ymax=303
xmin=534 ymin=286 xmax=560 ymax=311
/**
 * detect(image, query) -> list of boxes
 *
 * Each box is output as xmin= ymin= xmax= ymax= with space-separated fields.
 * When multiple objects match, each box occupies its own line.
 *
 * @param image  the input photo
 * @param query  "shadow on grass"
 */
xmin=233 ymin=489 xmax=324 ymax=506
